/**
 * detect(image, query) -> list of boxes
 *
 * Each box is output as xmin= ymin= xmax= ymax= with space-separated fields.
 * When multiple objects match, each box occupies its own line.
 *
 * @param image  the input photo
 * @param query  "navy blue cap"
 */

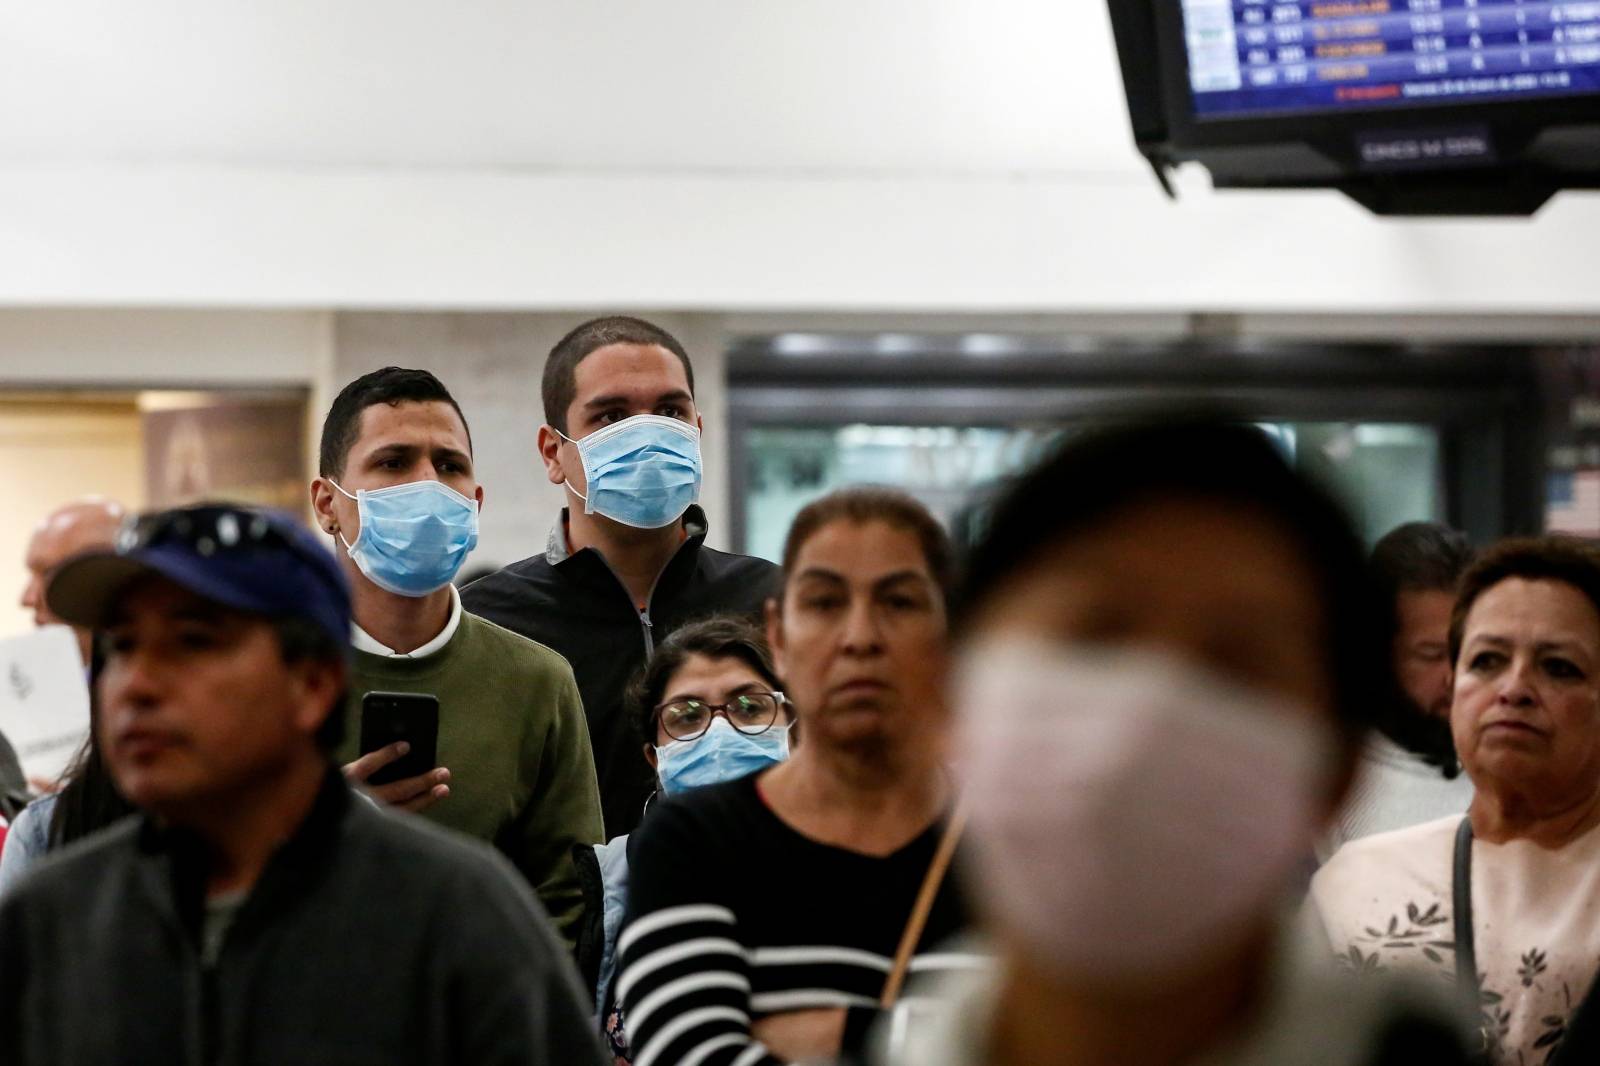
xmin=45 ymin=505 xmax=351 ymax=648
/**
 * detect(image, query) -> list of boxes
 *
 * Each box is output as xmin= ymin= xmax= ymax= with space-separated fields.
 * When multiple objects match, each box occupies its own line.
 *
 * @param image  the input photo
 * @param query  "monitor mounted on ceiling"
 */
xmin=1106 ymin=0 xmax=1600 ymax=214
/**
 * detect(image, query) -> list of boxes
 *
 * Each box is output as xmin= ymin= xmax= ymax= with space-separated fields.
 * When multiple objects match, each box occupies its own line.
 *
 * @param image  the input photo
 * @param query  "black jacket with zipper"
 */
xmin=0 ymin=771 xmax=606 ymax=1066
xmin=462 ymin=507 xmax=779 ymax=837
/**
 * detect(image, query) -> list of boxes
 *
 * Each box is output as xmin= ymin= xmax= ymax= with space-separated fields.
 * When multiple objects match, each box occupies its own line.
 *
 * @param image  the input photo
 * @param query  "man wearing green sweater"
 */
xmin=310 ymin=367 xmax=603 ymax=945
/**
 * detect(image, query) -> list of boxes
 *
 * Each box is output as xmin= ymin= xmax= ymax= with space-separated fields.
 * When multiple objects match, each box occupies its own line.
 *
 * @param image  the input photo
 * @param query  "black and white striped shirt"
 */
xmin=615 ymin=772 xmax=975 ymax=1066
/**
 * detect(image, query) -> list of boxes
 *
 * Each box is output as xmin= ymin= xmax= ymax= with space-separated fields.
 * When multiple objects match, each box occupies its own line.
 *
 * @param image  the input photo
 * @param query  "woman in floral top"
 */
xmin=1312 ymin=536 xmax=1600 ymax=1065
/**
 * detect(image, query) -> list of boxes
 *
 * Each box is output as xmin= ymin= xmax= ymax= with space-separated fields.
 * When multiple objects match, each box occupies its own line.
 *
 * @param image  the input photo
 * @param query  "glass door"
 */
xmin=740 ymin=420 xmax=1444 ymax=563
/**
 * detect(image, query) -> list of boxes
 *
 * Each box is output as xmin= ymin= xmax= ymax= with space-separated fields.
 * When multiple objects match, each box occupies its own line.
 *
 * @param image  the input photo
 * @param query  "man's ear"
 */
xmin=309 ymin=477 xmax=340 ymax=537
xmin=536 ymin=425 xmax=567 ymax=488
xmin=292 ymin=658 xmax=346 ymax=741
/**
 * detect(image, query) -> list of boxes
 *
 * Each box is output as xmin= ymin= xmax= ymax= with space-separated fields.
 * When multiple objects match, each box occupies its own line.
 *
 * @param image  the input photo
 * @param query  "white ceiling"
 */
xmin=0 ymin=0 xmax=1141 ymax=175
xmin=7 ymin=1 xmax=1593 ymax=315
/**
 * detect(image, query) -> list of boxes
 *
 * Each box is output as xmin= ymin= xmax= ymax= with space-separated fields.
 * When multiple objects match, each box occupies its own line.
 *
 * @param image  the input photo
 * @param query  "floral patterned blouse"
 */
xmin=1309 ymin=813 xmax=1600 ymax=1066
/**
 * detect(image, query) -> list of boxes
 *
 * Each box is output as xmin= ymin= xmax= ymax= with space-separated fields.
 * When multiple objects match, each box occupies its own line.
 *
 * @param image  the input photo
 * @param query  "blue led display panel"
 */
xmin=1184 ymin=1 xmax=1600 ymax=118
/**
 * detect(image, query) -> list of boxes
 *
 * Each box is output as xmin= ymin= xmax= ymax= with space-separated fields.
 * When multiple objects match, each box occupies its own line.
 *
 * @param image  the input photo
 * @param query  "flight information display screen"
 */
xmin=1183 ymin=0 xmax=1600 ymax=118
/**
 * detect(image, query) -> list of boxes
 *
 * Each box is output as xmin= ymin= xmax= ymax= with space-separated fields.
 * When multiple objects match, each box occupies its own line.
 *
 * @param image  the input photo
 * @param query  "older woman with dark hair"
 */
xmin=616 ymin=487 xmax=975 ymax=1066
xmin=1312 ymin=535 xmax=1600 ymax=1065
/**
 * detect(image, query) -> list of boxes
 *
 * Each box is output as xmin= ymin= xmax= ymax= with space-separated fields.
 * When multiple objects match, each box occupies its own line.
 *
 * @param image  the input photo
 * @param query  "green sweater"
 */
xmin=337 ymin=612 xmax=603 ymax=944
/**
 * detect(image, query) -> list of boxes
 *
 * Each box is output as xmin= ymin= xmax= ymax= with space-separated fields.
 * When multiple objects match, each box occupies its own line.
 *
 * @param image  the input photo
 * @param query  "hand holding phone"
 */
xmin=345 ymin=692 xmax=449 ymax=813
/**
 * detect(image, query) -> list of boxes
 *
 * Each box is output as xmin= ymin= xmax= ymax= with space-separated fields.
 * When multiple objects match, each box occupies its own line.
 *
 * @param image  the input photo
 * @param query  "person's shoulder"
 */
xmin=623 ymin=779 xmax=775 ymax=914
xmin=1 ymin=816 xmax=141 ymax=906
xmin=456 ymin=611 xmax=576 ymax=681
xmin=1321 ymin=814 xmax=1460 ymax=874
xmin=656 ymin=772 xmax=764 ymax=818
xmin=8 ymin=791 xmax=57 ymax=840
xmin=346 ymin=797 xmax=533 ymax=895
xmin=594 ymin=833 xmax=630 ymax=874
xmin=633 ymin=774 xmax=767 ymax=852
xmin=341 ymin=801 xmax=575 ymax=969
xmin=460 ymin=556 xmax=558 ymax=607
xmin=1312 ymin=814 xmax=1459 ymax=909
xmin=695 ymin=546 xmax=779 ymax=583
xmin=688 ymin=547 xmax=781 ymax=612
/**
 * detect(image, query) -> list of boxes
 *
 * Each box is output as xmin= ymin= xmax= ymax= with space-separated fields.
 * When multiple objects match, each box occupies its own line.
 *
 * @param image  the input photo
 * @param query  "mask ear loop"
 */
xmin=553 ymin=428 xmax=592 ymax=506
xmin=324 ymin=478 xmax=363 ymax=553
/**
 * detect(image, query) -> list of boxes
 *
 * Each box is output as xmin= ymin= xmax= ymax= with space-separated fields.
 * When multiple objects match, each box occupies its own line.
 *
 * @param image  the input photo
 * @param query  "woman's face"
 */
xmin=642 ymin=653 xmax=781 ymax=769
xmin=768 ymin=519 xmax=947 ymax=752
xmin=965 ymin=497 xmax=1335 ymax=728
xmin=1453 ymin=577 xmax=1600 ymax=808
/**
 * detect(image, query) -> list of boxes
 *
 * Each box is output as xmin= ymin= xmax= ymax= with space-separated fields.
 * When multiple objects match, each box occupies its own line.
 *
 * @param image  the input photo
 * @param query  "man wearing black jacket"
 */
xmin=0 ymin=504 xmax=603 ymax=1066
xmin=463 ymin=316 xmax=778 ymax=836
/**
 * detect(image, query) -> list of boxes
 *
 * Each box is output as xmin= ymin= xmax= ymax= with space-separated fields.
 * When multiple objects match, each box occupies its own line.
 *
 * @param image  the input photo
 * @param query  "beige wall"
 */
xmin=0 ymin=307 xmax=736 ymax=605
xmin=0 ymin=401 xmax=145 ymax=638
xmin=0 ymin=309 xmax=330 ymax=387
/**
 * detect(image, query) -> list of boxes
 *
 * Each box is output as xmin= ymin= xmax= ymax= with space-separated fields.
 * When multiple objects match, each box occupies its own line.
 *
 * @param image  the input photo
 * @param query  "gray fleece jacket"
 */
xmin=0 ymin=772 xmax=606 ymax=1066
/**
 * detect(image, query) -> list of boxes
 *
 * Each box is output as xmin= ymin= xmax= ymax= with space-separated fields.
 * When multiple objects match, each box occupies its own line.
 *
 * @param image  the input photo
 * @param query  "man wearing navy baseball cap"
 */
xmin=0 ymin=504 xmax=604 ymax=1066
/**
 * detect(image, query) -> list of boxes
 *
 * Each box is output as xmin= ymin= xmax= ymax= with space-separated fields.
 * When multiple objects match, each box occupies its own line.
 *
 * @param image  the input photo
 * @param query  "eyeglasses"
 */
xmin=654 ymin=692 xmax=786 ymax=742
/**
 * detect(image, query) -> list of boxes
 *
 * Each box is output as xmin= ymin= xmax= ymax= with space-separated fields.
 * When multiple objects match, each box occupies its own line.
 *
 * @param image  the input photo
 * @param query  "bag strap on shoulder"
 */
xmin=880 ymin=801 xmax=968 ymax=1008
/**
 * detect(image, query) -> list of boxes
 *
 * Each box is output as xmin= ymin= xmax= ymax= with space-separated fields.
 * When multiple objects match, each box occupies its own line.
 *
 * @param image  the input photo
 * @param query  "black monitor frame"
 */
xmin=1110 ymin=1 xmax=1600 ymax=213
xmin=1150 ymin=1 xmax=1600 ymax=151
xmin=725 ymin=334 xmax=1547 ymax=552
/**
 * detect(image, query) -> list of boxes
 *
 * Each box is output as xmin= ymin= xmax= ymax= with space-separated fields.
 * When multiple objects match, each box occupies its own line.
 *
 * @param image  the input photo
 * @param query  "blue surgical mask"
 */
xmin=655 ymin=718 xmax=790 ymax=795
xmin=558 ymin=414 xmax=702 ymax=529
xmin=331 ymin=479 xmax=479 ymax=597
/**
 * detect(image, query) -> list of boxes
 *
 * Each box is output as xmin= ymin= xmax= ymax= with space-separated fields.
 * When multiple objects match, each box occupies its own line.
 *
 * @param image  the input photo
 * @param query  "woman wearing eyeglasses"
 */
xmin=584 ymin=616 xmax=794 ymax=1063
xmin=642 ymin=639 xmax=792 ymax=801
xmin=614 ymin=487 xmax=975 ymax=1066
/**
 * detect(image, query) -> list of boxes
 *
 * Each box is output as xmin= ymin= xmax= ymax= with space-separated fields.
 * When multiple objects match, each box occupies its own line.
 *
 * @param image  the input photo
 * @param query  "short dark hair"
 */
xmin=954 ymin=417 xmax=1393 ymax=743
xmin=1371 ymin=522 xmax=1474 ymax=598
xmin=780 ymin=487 xmax=954 ymax=605
xmin=319 ymin=367 xmax=472 ymax=479
xmin=542 ymin=316 xmax=695 ymax=434
xmin=273 ymin=615 xmax=350 ymax=752
xmin=1449 ymin=536 xmax=1600 ymax=665
xmin=628 ymin=616 xmax=784 ymax=748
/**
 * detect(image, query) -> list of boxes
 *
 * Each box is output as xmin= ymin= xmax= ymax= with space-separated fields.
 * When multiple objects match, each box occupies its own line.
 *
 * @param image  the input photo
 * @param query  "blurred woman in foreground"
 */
xmin=883 ymin=418 xmax=1470 ymax=1066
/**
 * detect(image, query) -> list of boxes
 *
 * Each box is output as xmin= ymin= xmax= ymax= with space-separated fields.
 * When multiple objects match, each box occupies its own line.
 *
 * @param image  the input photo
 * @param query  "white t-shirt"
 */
xmin=1310 ymin=814 xmax=1600 ymax=1065
xmin=1319 ymin=735 xmax=1474 ymax=861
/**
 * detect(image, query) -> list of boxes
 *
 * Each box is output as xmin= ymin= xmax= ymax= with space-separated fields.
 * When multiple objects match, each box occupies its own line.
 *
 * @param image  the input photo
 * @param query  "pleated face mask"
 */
xmin=331 ymin=479 xmax=479 ymax=597
xmin=655 ymin=718 xmax=791 ymax=796
xmin=559 ymin=415 xmax=703 ymax=530
xmin=953 ymin=638 xmax=1336 ymax=987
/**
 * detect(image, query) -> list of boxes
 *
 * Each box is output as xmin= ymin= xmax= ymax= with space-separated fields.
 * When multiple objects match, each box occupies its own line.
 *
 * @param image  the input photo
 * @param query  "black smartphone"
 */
xmin=359 ymin=691 xmax=440 ymax=787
